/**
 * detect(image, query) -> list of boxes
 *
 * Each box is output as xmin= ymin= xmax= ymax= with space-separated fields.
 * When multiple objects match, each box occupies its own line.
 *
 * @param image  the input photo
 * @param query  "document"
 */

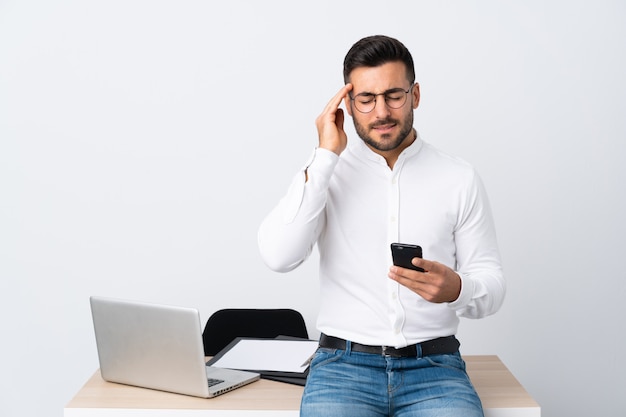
xmin=208 ymin=338 xmax=319 ymax=374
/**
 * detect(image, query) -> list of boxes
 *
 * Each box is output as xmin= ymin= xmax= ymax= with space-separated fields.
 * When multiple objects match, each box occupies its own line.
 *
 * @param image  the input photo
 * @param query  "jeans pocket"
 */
xmin=309 ymin=347 xmax=346 ymax=371
xmin=423 ymin=352 xmax=467 ymax=372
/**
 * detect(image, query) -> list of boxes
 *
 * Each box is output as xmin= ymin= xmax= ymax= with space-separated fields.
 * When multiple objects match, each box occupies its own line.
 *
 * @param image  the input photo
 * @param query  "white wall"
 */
xmin=1 ymin=1 xmax=625 ymax=416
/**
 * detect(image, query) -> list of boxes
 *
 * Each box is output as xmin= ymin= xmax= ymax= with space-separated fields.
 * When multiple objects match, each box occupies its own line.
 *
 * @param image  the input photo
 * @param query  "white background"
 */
xmin=1 ymin=1 xmax=625 ymax=416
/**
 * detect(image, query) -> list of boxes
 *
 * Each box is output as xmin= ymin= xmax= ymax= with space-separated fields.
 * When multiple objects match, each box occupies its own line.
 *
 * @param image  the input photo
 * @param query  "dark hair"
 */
xmin=343 ymin=35 xmax=415 ymax=85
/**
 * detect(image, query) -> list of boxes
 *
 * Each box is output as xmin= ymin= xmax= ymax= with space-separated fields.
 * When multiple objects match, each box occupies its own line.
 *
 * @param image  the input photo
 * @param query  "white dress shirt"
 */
xmin=258 ymin=132 xmax=505 ymax=348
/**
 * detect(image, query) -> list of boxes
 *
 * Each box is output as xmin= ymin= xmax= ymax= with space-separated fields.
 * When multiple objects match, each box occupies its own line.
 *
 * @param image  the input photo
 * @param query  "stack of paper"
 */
xmin=206 ymin=337 xmax=319 ymax=385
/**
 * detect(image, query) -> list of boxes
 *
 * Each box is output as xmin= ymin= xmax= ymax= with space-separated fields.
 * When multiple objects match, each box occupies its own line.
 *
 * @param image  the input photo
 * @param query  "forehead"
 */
xmin=349 ymin=61 xmax=410 ymax=94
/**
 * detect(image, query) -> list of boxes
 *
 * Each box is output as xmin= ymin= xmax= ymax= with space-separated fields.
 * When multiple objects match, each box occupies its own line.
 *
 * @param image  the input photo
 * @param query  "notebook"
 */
xmin=89 ymin=296 xmax=260 ymax=398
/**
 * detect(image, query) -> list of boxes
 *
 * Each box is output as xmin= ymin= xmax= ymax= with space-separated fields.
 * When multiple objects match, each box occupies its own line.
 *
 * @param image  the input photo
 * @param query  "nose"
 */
xmin=373 ymin=96 xmax=392 ymax=118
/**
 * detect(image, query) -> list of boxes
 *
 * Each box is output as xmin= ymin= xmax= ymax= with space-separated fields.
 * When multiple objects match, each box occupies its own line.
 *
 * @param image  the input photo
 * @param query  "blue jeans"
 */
xmin=300 ymin=341 xmax=483 ymax=417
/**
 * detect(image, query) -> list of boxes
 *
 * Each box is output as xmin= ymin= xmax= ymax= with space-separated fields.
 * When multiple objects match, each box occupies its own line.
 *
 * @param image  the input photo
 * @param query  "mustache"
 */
xmin=370 ymin=118 xmax=398 ymax=128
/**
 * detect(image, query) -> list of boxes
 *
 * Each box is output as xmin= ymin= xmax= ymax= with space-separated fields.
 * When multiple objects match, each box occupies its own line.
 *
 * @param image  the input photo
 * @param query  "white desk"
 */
xmin=65 ymin=355 xmax=540 ymax=417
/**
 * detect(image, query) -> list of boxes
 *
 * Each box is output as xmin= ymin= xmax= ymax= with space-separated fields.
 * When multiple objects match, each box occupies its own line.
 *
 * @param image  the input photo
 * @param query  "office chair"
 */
xmin=202 ymin=308 xmax=309 ymax=356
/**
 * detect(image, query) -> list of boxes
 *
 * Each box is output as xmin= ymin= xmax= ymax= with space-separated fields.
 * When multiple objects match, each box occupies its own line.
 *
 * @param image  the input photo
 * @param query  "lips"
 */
xmin=372 ymin=122 xmax=397 ymax=133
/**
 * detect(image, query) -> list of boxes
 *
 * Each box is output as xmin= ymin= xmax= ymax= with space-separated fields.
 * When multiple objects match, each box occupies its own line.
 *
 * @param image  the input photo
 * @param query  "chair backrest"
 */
xmin=202 ymin=308 xmax=309 ymax=356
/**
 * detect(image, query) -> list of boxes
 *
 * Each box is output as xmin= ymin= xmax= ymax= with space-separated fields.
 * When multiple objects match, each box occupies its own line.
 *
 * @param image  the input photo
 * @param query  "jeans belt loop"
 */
xmin=416 ymin=342 xmax=423 ymax=358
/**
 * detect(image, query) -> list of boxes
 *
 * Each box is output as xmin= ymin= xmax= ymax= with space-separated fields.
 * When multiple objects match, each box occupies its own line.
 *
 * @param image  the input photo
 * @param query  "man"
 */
xmin=258 ymin=35 xmax=505 ymax=417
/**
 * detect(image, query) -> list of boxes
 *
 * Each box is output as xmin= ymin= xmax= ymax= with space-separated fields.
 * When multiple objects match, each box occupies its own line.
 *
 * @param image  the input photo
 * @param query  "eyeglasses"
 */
xmin=349 ymin=85 xmax=414 ymax=114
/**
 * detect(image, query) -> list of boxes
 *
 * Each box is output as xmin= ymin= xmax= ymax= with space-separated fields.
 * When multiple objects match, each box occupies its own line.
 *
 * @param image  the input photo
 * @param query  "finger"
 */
xmin=412 ymin=257 xmax=433 ymax=273
xmin=335 ymin=108 xmax=344 ymax=130
xmin=323 ymin=84 xmax=352 ymax=114
xmin=388 ymin=270 xmax=427 ymax=294
xmin=389 ymin=266 xmax=427 ymax=283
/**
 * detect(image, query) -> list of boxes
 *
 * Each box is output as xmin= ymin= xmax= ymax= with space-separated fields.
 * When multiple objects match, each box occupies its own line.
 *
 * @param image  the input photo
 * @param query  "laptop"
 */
xmin=89 ymin=295 xmax=260 ymax=398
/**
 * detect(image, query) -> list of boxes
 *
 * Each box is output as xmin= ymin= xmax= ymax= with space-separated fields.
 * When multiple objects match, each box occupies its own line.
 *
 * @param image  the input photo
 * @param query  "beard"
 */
xmin=353 ymin=110 xmax=414 ymax=152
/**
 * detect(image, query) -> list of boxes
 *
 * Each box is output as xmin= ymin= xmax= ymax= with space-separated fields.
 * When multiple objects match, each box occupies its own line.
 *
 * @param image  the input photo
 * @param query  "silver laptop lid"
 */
xmin=89 ymin=296 xmax=258 ymax=398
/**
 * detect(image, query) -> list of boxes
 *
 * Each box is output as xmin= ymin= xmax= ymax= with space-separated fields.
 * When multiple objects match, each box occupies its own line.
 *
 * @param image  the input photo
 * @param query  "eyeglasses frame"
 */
xmin=348 ymin=84 xmax=416 ymax=114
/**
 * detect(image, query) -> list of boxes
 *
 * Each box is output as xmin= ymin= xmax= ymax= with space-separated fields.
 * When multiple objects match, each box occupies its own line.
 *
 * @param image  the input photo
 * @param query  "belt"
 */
xmin=319 ymin=334 xmax=460 ymax=358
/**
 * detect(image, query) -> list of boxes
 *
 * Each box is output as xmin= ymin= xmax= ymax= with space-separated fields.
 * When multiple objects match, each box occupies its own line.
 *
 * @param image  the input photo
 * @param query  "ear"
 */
xmin=412 ymin=83 xmax=421 ymax=109
xmin=344 ymin=95 xmax=353 ymax=117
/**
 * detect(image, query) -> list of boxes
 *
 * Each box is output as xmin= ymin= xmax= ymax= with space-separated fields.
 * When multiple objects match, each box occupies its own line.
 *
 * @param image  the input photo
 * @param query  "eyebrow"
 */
xmin=354 ymin=87 xmax=406 ymax=96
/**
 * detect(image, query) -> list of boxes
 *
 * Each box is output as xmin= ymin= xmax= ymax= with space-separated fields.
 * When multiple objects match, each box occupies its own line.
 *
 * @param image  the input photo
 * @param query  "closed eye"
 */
xmin=355 ymin=94 xmax=375 ymax=104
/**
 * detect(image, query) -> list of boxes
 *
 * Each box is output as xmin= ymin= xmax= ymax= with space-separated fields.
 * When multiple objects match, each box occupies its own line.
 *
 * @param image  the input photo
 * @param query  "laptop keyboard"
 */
xmin=207 ymin=378 xmax=225 ymax=387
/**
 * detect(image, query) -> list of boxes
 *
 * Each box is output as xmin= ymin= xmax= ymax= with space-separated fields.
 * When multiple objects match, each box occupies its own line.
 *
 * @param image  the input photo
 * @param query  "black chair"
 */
xmin=202 ymin=308 xmax=309 ymax=356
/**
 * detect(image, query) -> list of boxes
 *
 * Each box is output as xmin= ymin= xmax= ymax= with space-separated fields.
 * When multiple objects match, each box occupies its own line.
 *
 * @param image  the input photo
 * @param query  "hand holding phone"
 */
xmin=391 ymin=243 xmax=425 ymax=272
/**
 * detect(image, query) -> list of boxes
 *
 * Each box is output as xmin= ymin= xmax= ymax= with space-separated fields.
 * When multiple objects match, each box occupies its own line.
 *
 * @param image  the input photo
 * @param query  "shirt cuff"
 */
xmin=305 ymin=147 xmax=339 ymax=190
xmin=447 ymin=273 xmax=474 ymax=310
xmin=282 ymin=147 xmax=338 ymax=223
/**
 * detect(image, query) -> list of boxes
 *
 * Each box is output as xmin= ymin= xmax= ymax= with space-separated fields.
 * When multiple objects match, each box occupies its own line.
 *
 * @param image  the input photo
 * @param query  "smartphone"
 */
xmin=391 ymin=243 xmax=424 ymax=272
